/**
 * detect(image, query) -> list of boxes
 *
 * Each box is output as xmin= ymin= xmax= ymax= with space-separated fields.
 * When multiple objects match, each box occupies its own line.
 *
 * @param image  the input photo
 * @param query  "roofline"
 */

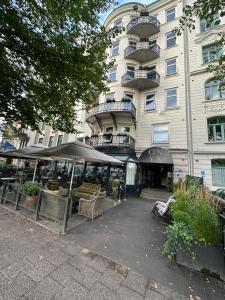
xmin=104 ymin=2 xmax=145 ymax=26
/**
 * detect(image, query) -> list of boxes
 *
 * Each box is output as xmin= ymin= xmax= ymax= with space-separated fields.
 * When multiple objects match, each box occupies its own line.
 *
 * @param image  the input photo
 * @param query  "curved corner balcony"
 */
xmin=124 ymin=43 xmax=160 ymax=63
xmin=127 ymin=16 xmax=160 ymax=37
xmin=86 ymin=101 xmax=136 ymax=130
xmin=88 ymin=135 xmax=135 ymax=150
xmin=121 ymin=70 xmax=160 ymax=91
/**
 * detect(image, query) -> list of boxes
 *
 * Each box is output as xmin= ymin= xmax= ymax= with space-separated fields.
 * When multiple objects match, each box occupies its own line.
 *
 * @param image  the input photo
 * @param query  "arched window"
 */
xmin=212 ymin=159 xmax=225 ymax=187
xmin=208 ymin=116 xmax=225 ymax=142
xmin=205 ymin=79 xmax=225 ymax=100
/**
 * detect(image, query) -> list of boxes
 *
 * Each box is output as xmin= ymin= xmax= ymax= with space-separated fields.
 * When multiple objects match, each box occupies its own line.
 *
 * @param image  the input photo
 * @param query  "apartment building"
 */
xmin=23 ymin=0 xmax=225 ymax=192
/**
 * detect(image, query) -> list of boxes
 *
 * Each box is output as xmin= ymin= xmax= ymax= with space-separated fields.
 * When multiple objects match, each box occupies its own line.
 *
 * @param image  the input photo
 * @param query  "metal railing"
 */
xmin=124 ymin=43 xmax=160 ymax=57
xmin=86 ymin=101 xmax=136 ymax=119
xmin=88 ymin=135 xmax=135 ymax=149
xmin=127 ymin=16 xmax=160 ymax=32
xmin=121 ymin=70 xmax=160 ymax=85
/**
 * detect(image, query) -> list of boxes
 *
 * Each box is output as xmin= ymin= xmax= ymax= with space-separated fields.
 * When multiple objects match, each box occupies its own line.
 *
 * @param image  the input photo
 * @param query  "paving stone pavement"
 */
xmin=0 ymin=207 xmax=192 ymax=300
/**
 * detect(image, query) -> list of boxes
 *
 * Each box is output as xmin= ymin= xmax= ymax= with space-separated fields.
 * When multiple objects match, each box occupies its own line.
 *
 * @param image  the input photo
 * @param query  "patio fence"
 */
xmin=0 ymin=182 xmax=71 ymax=234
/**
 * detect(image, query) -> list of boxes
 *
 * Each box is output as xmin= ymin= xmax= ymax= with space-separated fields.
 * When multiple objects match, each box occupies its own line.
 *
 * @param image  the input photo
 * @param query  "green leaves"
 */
xmin=0 ymin=0 xmax=118 ymax=132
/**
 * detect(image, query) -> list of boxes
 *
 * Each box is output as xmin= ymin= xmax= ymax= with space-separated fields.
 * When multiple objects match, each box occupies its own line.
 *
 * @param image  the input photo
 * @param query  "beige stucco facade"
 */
xmin=22 ymin=0 xmax=225 ymax=190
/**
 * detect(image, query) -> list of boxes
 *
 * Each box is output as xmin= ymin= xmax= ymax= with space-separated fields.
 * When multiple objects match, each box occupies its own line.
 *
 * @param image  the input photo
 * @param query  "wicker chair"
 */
xmin=78 ymin=192 xmax=106 ymax=221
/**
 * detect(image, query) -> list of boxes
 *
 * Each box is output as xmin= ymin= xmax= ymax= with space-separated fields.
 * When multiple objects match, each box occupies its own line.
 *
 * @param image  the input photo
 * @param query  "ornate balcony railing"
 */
xmin=86 ymin=101 xmax=136 ymax=120
xmin=127 ymin=16 xmax=160 ymax=36
xmin=121 ymin=70 xmax=160 ymax=90
xmin=87 ymin=135 xmax=135 ymax=149
xmin=124 ymin=43 xmax=160 ymax=62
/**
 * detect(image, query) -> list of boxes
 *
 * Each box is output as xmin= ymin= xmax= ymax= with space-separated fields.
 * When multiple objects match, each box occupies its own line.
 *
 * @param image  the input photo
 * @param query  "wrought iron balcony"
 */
xmin=86 ymin=101 xmax=136 ymax=130
xmin=127 ymin=16 xmax=160 ymax=37
xmin=121 ymin=70 xmax=160 ymax=91
xmin=124 ymin=42 xmax=160 ymax=63
xmin=124 ymin=43 xmax=160 ymax=63
xmin=87 ymin=134 xmax=135 ymax=150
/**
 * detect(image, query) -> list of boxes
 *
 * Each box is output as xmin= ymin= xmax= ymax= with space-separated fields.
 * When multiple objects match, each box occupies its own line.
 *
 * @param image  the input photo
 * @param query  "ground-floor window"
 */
xmin=212 ymin=159 xmax=225 ymax=187
xmin=208 ymin=116 xmax=225 ymax=142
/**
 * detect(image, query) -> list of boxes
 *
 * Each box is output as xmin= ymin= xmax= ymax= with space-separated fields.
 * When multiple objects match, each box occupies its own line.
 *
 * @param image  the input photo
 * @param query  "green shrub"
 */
xmin=190 ymin=199 xmax=222 ymax=246
xmin=162 ymin=222 xmax=197 ymax=262
xmin=172 ymin=189 xmax=194 ymax=216
xmin=173 ymin=210 xmax=192 ymax=225
xmin=20 ymin=183 xmax=40 ymax=196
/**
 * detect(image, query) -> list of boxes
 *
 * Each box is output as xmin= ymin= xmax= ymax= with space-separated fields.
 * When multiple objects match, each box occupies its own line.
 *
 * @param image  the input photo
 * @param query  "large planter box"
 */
xmin=176 ymin=245 xmax=225 ymax=282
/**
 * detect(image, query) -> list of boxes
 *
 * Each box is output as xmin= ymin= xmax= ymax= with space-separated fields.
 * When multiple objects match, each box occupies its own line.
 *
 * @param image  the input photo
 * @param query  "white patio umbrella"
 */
xmin=33 ymin=141 xmax=123 ymax=190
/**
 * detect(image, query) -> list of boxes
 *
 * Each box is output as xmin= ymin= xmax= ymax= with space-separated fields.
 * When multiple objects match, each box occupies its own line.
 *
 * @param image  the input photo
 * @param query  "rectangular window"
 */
xmin=145 ymin=94 xmax=156 ymax=111
xmin=105 ymin=127 xmax=113 ymax=133
xmin=166 ymin=7 xmax=176 ymax=23
xmin=114 ymin=18 xmax=123 ymax=28
xmin=200 ymin=15 xmax=220 ymax=33
xmin=57 ymin=135 xmax=63 ymax=146
xmin=212 ymin=160 xmax=225 ymax=187
xmin=166 ymin=58 xmax=177 ymax=75
xmin=166 ymin=31 xmax=176 ymax=48
xmin=48 ymin=136 xmax=54 ymax=147
xmin=166 ymin=88 xmax=177 ymax=108
xmin=111 ymin=42 xmax=119 ymax=57
xmin=77 ymin=133 xmax=84 ymax=143
xmin=124 ymin=93 xmax=134 ymax=102
xmin=152 ymin=124 xmax=169 ymax=144
xmin=108 ymin=67 xmax=117 ymax=81
xmin=202 ymin=43 xmax=223 ymax=64
xmin=38 ymin=137 xmax=43 ymax=144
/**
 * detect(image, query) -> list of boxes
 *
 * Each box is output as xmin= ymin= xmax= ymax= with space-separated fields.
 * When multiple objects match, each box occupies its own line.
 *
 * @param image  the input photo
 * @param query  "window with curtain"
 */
xmin=212 ymin=159 xmax=225 ymax=187
xmin=208 ymin=116 xmax=225 ymax=142
xmin=202 ymin=43 xmax=223 ymax=64
xmin=126 ymin=162 xmax=137 ymax=185
xmin=166 ymin=58 xmax=177 ymax=75
xmin=166 ymin=7 xmax=176 ymax=23
xmin=166 ymin=88 xmax=177 ymax=108
xmin=108 ymin=67 xmax=117 ymax=81
xmin=166 ymin=31 xmax=176 ymax=48
xmin=205 ymin=79 xmax=225 ymax=100
xmin=152 ymin=123 xmax=169 ymax=144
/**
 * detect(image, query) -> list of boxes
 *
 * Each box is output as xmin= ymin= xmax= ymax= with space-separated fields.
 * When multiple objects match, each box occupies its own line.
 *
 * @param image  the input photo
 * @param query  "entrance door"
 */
xmin=141 ymin=164 xmax=172 ymax=190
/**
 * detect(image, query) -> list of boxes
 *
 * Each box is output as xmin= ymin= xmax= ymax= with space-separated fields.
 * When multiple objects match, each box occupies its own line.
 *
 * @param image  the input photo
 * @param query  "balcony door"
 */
xmin=119 ymin=127 xmax=130 ymax=144
xmin=126 ymin=66 xmax=135 ymax=80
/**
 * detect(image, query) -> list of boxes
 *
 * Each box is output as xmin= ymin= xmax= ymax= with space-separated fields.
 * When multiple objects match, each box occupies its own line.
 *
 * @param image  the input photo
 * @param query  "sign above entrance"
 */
xmin=139 ymin=147 xmax=173 ymax=165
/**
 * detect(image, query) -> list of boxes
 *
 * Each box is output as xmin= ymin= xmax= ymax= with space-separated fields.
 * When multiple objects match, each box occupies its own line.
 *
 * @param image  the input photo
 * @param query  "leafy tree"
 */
xmin=176 ymin=0 xmax=225 ymax=84
xmin=0 ymin=0 xmax=119 ymax=133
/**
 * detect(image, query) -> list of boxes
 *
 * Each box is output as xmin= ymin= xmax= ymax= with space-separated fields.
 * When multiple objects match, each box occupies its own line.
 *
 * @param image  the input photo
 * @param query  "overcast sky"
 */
xmin=101 ymin=0 xmax=156 ymax=22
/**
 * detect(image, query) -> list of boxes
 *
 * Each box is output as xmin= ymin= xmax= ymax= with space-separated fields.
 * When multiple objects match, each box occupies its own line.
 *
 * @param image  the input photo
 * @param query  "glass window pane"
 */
xmin=146 ymin=94 xmax=156 ymax=111
xmin=166 ymin=8 xmax=175 ymax=22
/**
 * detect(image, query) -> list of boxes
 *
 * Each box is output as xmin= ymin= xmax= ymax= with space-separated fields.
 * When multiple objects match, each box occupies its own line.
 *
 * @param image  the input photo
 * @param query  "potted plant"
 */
xmin=20 ymin=182 xmax=40 ymax=208
xmin=112 ymin=179 xmax=120 ymax=200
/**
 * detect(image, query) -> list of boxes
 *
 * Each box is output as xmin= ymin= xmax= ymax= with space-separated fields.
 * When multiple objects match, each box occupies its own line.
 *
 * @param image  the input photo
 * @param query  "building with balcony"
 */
xmin=22 ymin=0 xmax=225 ymax=192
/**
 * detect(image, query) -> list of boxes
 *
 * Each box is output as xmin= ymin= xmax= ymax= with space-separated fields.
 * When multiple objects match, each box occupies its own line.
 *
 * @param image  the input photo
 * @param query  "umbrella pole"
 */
xmin=69 ymin=161 xmax=75 ymax=192
xmin=32 ymin=160 xmax=38 ymax=183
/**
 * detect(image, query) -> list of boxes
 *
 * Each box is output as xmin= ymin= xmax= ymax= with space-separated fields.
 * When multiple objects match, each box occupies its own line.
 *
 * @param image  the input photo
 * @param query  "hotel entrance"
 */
xmin=139 ymin=147 xmax=173 ymax=191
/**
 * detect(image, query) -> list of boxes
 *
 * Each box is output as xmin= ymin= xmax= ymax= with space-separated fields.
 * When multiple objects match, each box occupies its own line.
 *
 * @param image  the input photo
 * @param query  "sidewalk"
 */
xmin=0 ymin=207 xmax=188 ymax=300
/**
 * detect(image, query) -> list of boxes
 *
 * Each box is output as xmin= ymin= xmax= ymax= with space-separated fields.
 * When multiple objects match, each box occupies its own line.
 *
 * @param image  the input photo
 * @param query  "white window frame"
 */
xmin=202 ymin=43 xmax=223 ymax=64
xmin=105 ymin=92 xmax=115 ymax=102
xmin=108 ymin=67 xmax=117 ymax=82
xmin=145 ymin=93 xmax=156 ymax=111
xmin=166 ymin=58 xmax=177 ymax=75
xmin=48 ymin=136 xmax=54 ymax=147
xmin=165 ymin=88 xmax=178 ymax=108
xmin=200 ymin=15 xmax=220 ymax=33
xmin=57 ymin=135 xmax=63 ymax=146
xmin=166 ymin=7 xmax=176 ymax=23
xmin=123 ymin=92 xmax=134 ymax=102
xmin=166 ymin=31 xmax=176 ymax=48
xmin=111 ymin=42 xmax=119 ymax=57
xmin=152 ymin=123 xmax=169 ymax=144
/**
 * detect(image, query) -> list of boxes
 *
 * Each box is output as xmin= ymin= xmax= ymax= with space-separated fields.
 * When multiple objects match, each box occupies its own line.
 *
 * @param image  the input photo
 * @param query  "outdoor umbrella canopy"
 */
xmin=0 ymin=143 xmax=49 ymax=159
xmin=33 ymin=141 xmax=123 ymax=165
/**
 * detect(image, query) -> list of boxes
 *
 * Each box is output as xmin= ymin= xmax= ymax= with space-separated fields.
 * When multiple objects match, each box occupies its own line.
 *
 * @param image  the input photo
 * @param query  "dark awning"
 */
xmin=139 ymin=147 xmax=173 ymax=165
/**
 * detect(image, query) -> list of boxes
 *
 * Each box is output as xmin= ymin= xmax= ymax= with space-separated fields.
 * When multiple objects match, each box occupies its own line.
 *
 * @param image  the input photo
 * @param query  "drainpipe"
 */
xmin=183 ymin=0 xmax=194 ymax=175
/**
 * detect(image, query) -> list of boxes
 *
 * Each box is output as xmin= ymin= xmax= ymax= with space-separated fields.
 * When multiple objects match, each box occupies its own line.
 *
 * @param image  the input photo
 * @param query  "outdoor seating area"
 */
xmin=0 ymin=141 xmax=124 ymax=234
